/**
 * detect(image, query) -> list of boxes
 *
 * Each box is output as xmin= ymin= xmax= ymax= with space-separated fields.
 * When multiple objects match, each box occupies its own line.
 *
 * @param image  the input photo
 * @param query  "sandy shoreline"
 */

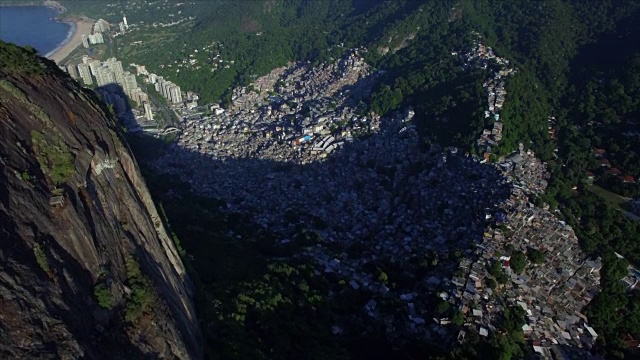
xmin=47 ymin=19 xmax=93 ymax=64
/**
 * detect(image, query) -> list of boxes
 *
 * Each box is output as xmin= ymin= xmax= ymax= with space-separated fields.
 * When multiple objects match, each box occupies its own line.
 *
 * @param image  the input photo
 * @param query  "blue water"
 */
xmin=0 ymin=6 xmax=72 ymax=56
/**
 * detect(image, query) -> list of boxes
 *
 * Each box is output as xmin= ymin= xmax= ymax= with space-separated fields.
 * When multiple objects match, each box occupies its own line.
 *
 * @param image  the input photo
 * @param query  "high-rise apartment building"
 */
xmin=95 ymin=66 xmax=116 ymax=87
xmin=88 ymin=33 xmax=104 ymax=45
xmin=143 ymin=102 xmax=153 ymax=121
xmin=130 ymin=88 xmax=148 ymax=105
xmin=66 ymin=64 xmax=79 ymax=79
xmin=96 ymin=19 xmax=109 ymax=32
xmin=77 ymin=64 xmax=93 ymax=85
xmin=123 ymin=72 xmax=138 ymax=97
xmin=105 ymin=58 xmax=125 ymax=85
xmin=169 ymin=85 xmax=183 ymax=104
xmin=88 ymin=60 xmax=101 ymax=76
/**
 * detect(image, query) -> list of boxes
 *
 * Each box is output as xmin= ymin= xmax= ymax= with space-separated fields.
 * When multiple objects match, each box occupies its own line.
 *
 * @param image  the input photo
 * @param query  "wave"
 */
xmin=44 ymin=20 xmax=75 ymax=58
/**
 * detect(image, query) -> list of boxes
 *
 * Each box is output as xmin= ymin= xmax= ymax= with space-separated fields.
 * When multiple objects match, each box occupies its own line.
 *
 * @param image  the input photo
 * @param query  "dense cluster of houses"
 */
xmin=171 ymin=49 xmax=376 ymax=164
xmin=143 ymin=43 xmax=608 ymax=358
xmin=456 ymin=36 xmax=516 ymax=161
xmin=445 ymin=148 xmax=604 ymax=359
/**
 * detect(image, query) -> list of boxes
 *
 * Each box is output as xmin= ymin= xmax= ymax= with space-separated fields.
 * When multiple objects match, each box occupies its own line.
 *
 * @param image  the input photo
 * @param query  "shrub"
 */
xmin=33 ymin=243 xmax=51 ymax=274
xmin=378 ymin=271 xmax=389 ymax=284
xmin=94 ymin=283 xmax=115 ymax=309
xmin=123 ymin=256 xmax=153 ymax=322
xmin=31 ymin=130 xmax=75 ymax=185
xmin=0 ymin=79 xmax=28 ymax=101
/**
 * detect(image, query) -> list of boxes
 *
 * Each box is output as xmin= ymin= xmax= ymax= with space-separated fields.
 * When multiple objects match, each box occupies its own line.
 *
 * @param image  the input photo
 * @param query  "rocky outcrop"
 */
xmin=0 ymin=42 xmax=201 ymax=359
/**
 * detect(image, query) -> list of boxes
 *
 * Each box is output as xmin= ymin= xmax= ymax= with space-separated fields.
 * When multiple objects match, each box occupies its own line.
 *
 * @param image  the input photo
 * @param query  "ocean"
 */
xmin=0 ymin=5 xmax=72 ymax=57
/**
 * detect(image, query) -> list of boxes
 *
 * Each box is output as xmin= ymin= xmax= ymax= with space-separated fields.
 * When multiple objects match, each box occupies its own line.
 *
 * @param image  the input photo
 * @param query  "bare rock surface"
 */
xmin=0 ymin=48 xmax=201 ymax=360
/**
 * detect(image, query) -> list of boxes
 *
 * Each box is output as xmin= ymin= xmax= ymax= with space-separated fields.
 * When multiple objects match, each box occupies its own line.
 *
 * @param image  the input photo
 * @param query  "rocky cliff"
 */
xmin=0 ymin=42 xmax=201 ymax=359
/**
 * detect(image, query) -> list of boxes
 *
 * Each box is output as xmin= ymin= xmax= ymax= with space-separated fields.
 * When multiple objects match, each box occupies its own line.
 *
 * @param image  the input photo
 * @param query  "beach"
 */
xmin=47 ymin=19 xmax=93 ymax=64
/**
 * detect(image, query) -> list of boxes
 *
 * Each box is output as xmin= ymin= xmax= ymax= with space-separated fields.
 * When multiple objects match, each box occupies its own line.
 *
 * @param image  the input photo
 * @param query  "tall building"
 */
xmin=169 ymin=85 xmax=182 ymax=104
xmin=148 ymin=73 xmax=158 ymax=84
xmin=88 ymin=60 xmax=101 ymax=76
xmin=154 ymin=78 xmax=161 ymax=93
xmin=77 ymin=64 xmax=93 ymax=85
xmin=105 ymin=58 xmax=125 ymax=85
xmin=88 ymin=33 xmax=104 ymax=44
xmin=143 ymin=102 xmax=153 ymax=121
xmin=162 ymin=81 xmax=172 ymax=99
xmin=81 ymin=34 xmax=89 ymax=48
xmin=130 ymin=88 xmax=149 ymax=105
xmin=152 ymin=76 xmax=183 ymax=103
xmin=67 ymin=64 xmax=79 ymax=79
xmin=96 ymin=19 xmax=109 ymax=32
xmin=123 ymin=72 xmax=137 ymax=96
xmin=154 ymin=76 xmax=164 ymax=94
xmin=119 ymin=22 xmax=126 ymax=33
xmin=123 ymin=15 xmax=128 ymax=26
xmin=95 ymin=66 xmax=116 ymax=87
xmin=93 ymin=22 xmax=101 ymax=34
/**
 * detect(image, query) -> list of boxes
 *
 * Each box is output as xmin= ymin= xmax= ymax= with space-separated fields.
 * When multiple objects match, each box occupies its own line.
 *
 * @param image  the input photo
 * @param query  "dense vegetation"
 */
xmin=0 ymin=40 xmax=49 ymax=75
xmin=30 ymin=130 xmax=75 ymax=186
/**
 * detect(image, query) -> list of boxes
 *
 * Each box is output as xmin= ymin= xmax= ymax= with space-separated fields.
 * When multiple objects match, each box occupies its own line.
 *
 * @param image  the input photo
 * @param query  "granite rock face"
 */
xmin=0 ymin=44 xmax=201 ymax=359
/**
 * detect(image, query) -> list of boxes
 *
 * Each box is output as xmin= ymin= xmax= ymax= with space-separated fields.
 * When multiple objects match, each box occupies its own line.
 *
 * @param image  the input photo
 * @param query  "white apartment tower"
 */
xmin=143 ymin=102 xmax=153 ymax=121
xmin=123 ymin=72 xmax=138 ymax=97
xmin=169 ymin=85 xmax=182 ymax=104
xmin=88 ymin=60 xmax=101 ymax=76
xmin=105 ymin=58 xmax=125 ymax=85
xmin=95 ymin=66 xmax=116 ymax=87
xmin=96 ymin=19 xmax=109 ymax=32
xmin=77 ymin=64 xmax=93 ymax=85
xmin=66 ymin=64 xmax=79 ymax=79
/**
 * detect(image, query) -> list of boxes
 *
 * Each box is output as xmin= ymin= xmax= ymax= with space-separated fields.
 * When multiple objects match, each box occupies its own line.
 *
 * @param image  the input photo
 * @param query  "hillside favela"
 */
xmin=0 ymin=1 xmax=639 ymax=360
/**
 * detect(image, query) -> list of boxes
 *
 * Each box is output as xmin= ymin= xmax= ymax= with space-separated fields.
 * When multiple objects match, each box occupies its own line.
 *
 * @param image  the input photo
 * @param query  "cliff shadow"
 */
xmin=123 ymin=108 xmax=516 ymax=358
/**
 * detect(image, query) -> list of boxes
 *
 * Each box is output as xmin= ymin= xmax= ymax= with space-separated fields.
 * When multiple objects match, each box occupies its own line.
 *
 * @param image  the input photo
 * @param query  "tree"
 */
xmin=486 ymin=277 xmax=497 ymax=289
xmin=378 ymin=271 xmax=389 ymax=284
xmin=525 ymin=247 xmax=545 ymax=264
xmin=93 ymin=283 xmax=114 ymax=309
xmin=452 ymin=311 xmax=465 ymax=326
xmin=436 ymin=300 xmax=451 ymax=315
xmin=510 ymin=251 xmax=527 ymax=274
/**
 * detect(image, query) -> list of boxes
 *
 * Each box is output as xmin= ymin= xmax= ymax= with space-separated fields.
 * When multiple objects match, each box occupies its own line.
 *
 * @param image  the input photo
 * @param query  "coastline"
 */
xmin=46 ymin=18 xmax=93 ymax=64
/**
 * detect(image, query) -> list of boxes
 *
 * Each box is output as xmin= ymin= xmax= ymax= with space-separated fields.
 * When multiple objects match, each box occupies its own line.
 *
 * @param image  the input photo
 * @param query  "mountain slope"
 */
xmin=0 ymin=42 xmax=202 ymax=359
